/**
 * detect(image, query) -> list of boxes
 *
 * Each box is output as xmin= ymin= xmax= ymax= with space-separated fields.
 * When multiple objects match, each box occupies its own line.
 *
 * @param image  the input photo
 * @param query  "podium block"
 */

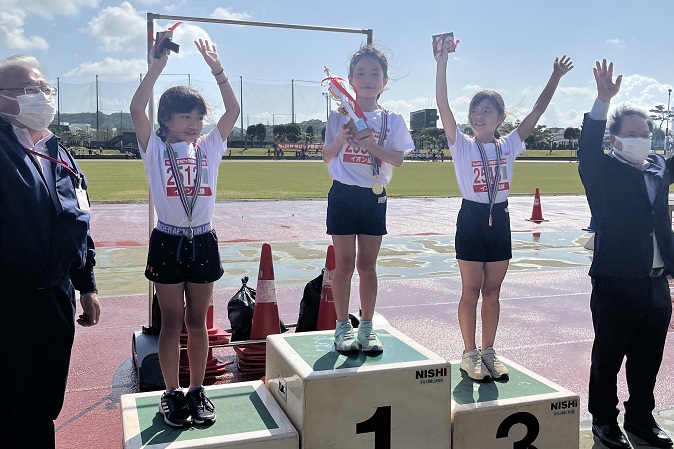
xmin=121 ymin=381 xmax=298 ymax=449
xmin=451 ymin=358 xmax=579 ymax=449
xmin=266 ymin=326 xmax=451 ymax=449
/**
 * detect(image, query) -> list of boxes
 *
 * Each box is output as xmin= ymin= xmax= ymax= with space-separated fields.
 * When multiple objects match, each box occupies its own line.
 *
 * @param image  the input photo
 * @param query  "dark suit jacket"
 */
xmin=0 ymin=117 xmax=96 ymax=291
xmin=578 ymin=113 xmax=674 ymax=279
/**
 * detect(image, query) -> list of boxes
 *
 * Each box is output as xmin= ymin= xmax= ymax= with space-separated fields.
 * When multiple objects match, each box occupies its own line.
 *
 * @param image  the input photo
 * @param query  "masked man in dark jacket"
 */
xmin=0 ymin=55 xmax=100 ymax=449
xmin=579 ymin=59 xmax=673 ymax=449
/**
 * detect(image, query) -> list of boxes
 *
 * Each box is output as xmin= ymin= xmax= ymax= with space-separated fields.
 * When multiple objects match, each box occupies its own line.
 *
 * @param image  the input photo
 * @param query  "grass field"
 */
xmin=79 ymin=159 xmax=587 ymax=202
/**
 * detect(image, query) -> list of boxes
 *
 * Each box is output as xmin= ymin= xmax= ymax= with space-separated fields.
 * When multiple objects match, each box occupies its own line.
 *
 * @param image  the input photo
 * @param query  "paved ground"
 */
xmin=55 ymin=195 xmax=674 ymax=448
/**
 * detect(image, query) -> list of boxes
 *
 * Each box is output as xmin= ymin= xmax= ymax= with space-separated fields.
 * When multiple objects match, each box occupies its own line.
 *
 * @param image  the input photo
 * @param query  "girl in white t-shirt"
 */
xmin=130 ymin=39 xmax=239 ymax=428
xmin=323 ymin=45 xmax=415 ymax=353
xmin=435 ymin=41 xmax=572 ymax=381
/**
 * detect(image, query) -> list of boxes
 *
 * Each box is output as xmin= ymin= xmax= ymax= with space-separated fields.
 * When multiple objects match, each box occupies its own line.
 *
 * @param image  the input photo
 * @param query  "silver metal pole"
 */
xmin=146 ymin=13 xmax=155 ymax=324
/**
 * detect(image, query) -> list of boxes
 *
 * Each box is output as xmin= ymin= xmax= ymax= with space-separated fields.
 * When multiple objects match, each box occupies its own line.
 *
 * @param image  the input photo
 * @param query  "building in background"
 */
xmin=410 ymin=109 xmax=438 ymax=131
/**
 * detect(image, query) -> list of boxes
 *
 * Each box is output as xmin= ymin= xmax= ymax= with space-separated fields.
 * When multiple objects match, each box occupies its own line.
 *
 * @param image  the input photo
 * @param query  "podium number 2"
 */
xmin=496 ymin=411 xmax=540 ymax=449
xmin=356 ymin=406 xmax=391 ymax=449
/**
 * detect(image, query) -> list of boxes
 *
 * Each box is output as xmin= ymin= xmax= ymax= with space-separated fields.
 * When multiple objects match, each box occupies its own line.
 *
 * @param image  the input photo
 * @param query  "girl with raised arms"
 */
xmin=435 ymin=40 xmax=572 ymax=380
xmin=130 ymin=39 xmax=240 ymax=427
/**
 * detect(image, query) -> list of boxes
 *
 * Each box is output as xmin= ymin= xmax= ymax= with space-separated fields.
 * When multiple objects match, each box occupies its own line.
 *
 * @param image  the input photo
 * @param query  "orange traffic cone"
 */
xmin=526 ymin=187 xmax=548 ymax=223
xmin=250 ymin=243 xmax=281 ymax=340
xmin=316 ymin=245 xmax=337 ymax=331
xmin=235 ymin=243 xmax=280 ymax=373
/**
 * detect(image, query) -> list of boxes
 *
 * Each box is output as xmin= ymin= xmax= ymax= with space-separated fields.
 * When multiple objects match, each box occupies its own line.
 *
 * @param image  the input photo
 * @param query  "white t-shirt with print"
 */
xmin=449 ymin=129 xmax=525 ymax=204
xmin=325 ymin=109 xmax=414 ymax=188
xmin=140 ymin=127 xmax=226 ymax=227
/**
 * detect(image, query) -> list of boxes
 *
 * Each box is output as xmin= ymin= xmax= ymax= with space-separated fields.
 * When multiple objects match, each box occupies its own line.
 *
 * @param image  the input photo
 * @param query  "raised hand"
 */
xmin=553 ymin=55 xmax=574 ymax=77
xmin=148 ymin=48 xmax=168 ymax=73
xmin=195 ymin=39 xmax=222 ymax=73
xmin=593 ymin=59 xmax=622 ymax=102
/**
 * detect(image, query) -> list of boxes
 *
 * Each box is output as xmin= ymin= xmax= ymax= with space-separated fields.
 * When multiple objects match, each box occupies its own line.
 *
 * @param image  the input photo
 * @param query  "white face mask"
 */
xmin=1 ymin=92 xmax=56 ymax=130
xmin=613 ymin=136 xmax=651 ymax=165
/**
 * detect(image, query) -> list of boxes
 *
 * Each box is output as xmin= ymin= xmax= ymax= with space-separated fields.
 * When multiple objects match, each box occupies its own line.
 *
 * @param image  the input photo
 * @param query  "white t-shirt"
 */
xmin=325 ymin=109 xmax=414 ymax=187
xmin=449 ymin=129 xmax=525 ymax=204
xmin=140 ymin=128 xmax=226 ymax=227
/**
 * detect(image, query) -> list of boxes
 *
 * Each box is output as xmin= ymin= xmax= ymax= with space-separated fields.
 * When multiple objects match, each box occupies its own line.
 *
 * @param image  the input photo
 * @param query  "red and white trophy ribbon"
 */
xmin=322 ymin=67 xmax=370 ymax=138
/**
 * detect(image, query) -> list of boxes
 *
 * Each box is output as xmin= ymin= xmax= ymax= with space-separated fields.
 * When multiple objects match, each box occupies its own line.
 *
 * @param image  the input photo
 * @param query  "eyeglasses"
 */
xmin=0 ymin=86 xmax=57 ymax=96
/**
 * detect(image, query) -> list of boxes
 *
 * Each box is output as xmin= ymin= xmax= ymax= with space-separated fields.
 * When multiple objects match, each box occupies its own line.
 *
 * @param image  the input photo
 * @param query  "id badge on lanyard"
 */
xmin=75 ymin=175 xmax=90 ymax=211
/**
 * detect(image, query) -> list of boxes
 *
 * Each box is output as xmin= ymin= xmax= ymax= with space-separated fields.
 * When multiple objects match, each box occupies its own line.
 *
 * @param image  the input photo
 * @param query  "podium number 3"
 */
xmin=356 ymin=406 xmax=391 ymax=449
xmin=496 ymin=411 xmax=540 ymax=449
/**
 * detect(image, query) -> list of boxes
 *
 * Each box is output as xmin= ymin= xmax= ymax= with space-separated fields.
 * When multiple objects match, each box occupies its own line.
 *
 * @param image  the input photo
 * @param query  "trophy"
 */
xmin=323 ymin=67 xmax=373 ymax=141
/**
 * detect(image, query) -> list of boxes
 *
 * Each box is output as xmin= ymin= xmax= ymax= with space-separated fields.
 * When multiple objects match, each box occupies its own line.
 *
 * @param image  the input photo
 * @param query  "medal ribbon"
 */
xmin=165 ymin=142 xmax=202 ymax=224
xmin=371 ymin=107 xmax=388 ymax=178
xmin=475 ymin=139 xmax=502 ymax=226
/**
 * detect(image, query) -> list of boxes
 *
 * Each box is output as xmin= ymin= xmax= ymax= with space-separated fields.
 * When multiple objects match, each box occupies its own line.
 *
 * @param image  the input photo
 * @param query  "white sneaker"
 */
xmin=334 ymin=320 xmax=359 ymax=352
xmin=357 ymin=320 xmax=383 ymax=353
xmin=460 ymin=349 xmax=490 ymax=381
xmin=481 ymin=347 xmax=509 ymax=379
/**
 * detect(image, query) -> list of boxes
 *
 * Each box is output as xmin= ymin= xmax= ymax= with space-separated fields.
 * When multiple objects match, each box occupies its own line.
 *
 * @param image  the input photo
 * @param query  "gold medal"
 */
xmin=372 ymin=182 xmax=384 ymax=195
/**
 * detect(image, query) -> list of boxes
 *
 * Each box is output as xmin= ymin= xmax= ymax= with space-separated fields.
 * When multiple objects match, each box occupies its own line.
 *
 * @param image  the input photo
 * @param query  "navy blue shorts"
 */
xmin=145 ymin=228 xmax=224 ymax=284
xmin=326 ymin=180 xmax=387 ymax=236
xmin=455 ymin=199 xmax=512 ymax=262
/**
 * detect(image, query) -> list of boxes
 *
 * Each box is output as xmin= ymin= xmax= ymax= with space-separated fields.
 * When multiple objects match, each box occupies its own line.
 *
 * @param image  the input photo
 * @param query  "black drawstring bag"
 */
xmin=295 ymin=270 xmax=324 ymax=332
xmin=228 ymin=276 xmax=256 ymax=341
xmin=227 ymin=276 xmax=289 ymax=341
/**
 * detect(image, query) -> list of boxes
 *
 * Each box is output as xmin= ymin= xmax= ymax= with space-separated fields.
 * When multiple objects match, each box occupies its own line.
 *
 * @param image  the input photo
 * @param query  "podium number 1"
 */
xmin=496 ymin=411 xmax=540 ymax=449
xmin=356 ymin=405 xmax=391 ymax=449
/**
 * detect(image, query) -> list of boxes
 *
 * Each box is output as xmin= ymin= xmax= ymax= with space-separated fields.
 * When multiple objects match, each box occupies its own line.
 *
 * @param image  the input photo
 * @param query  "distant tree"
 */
xmin=563 ymin=127 xmax=580 ymax=150
xmin=525 ymin=124 xmax=552 ymax=149
xmin=305 ymin=125 xmax=314 ymax=144
xmin=321 ymin=127 xmax=326 ymax=142
xmin=464 ymin=126 xmax=475 ymax=137
xmin=563 ymin=127 xmax=580 ymax=140
xmin=498 ymin=121 xmax=516 ymax=136
xmin=273 ymin=125 xmax=286 ymax=142
xmin=285 ymin=124 xmax=301 ymax=143
xmin=254 ymin=123 xmax=266 ymax=145
xmin=421 ymin=127 xmax=444 ymax=150
xmin=246 ymin=125 xmax=256 ymax=146
xmin=649 ymin=105 xmax=673 ymax=147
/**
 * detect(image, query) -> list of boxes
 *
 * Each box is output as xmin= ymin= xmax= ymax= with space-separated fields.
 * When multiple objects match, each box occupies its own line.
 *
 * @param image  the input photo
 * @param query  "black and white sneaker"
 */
xmin=158 ymin=389 xmax=192 ymax=427
xmin=185 ymin=387 xmax=216 ymax=425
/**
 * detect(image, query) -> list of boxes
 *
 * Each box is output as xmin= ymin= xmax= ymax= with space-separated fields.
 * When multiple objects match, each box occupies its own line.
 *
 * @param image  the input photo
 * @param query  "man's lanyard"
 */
xmin=475 ymin=138 xmax=502 ymax=226
xmin=165 ymin=142 xmax=202 ymax=227
xmin=24 ymin=147 xmax=80 ymax=179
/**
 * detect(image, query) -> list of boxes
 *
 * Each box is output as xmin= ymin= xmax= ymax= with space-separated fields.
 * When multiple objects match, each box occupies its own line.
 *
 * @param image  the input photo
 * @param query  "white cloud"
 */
xmin=22 ymin=0 xmax=98 ymax=19
xmin=64 ymin=57 xmax=146 ymax=79
xmin=169 ymin=23 xmax=213 ymax=57
xmin=82 ymin=2 xmax=145 ymax=52
xmin=606 ymin=38 xmax=625 ymax=46
xmin=462 ymin=84 xmax=482 ymax=92
xmin=0 ymin=0 xmax=97 ymax=50
xmin=0 ymin=10 xmax=48 ymax=50
xmin=210 ymin=7 xmax=251 ymax=21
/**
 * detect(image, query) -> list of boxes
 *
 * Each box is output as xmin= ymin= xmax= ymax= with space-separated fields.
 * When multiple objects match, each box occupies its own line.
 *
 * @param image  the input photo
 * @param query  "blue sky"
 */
xmin=1 ymin=0 xmax=672 ymax=130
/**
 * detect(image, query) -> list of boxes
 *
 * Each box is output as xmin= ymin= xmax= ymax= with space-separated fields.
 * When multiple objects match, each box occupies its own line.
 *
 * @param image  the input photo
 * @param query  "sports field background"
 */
xmin=81 ymin=160 xmax=591 ymax=202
